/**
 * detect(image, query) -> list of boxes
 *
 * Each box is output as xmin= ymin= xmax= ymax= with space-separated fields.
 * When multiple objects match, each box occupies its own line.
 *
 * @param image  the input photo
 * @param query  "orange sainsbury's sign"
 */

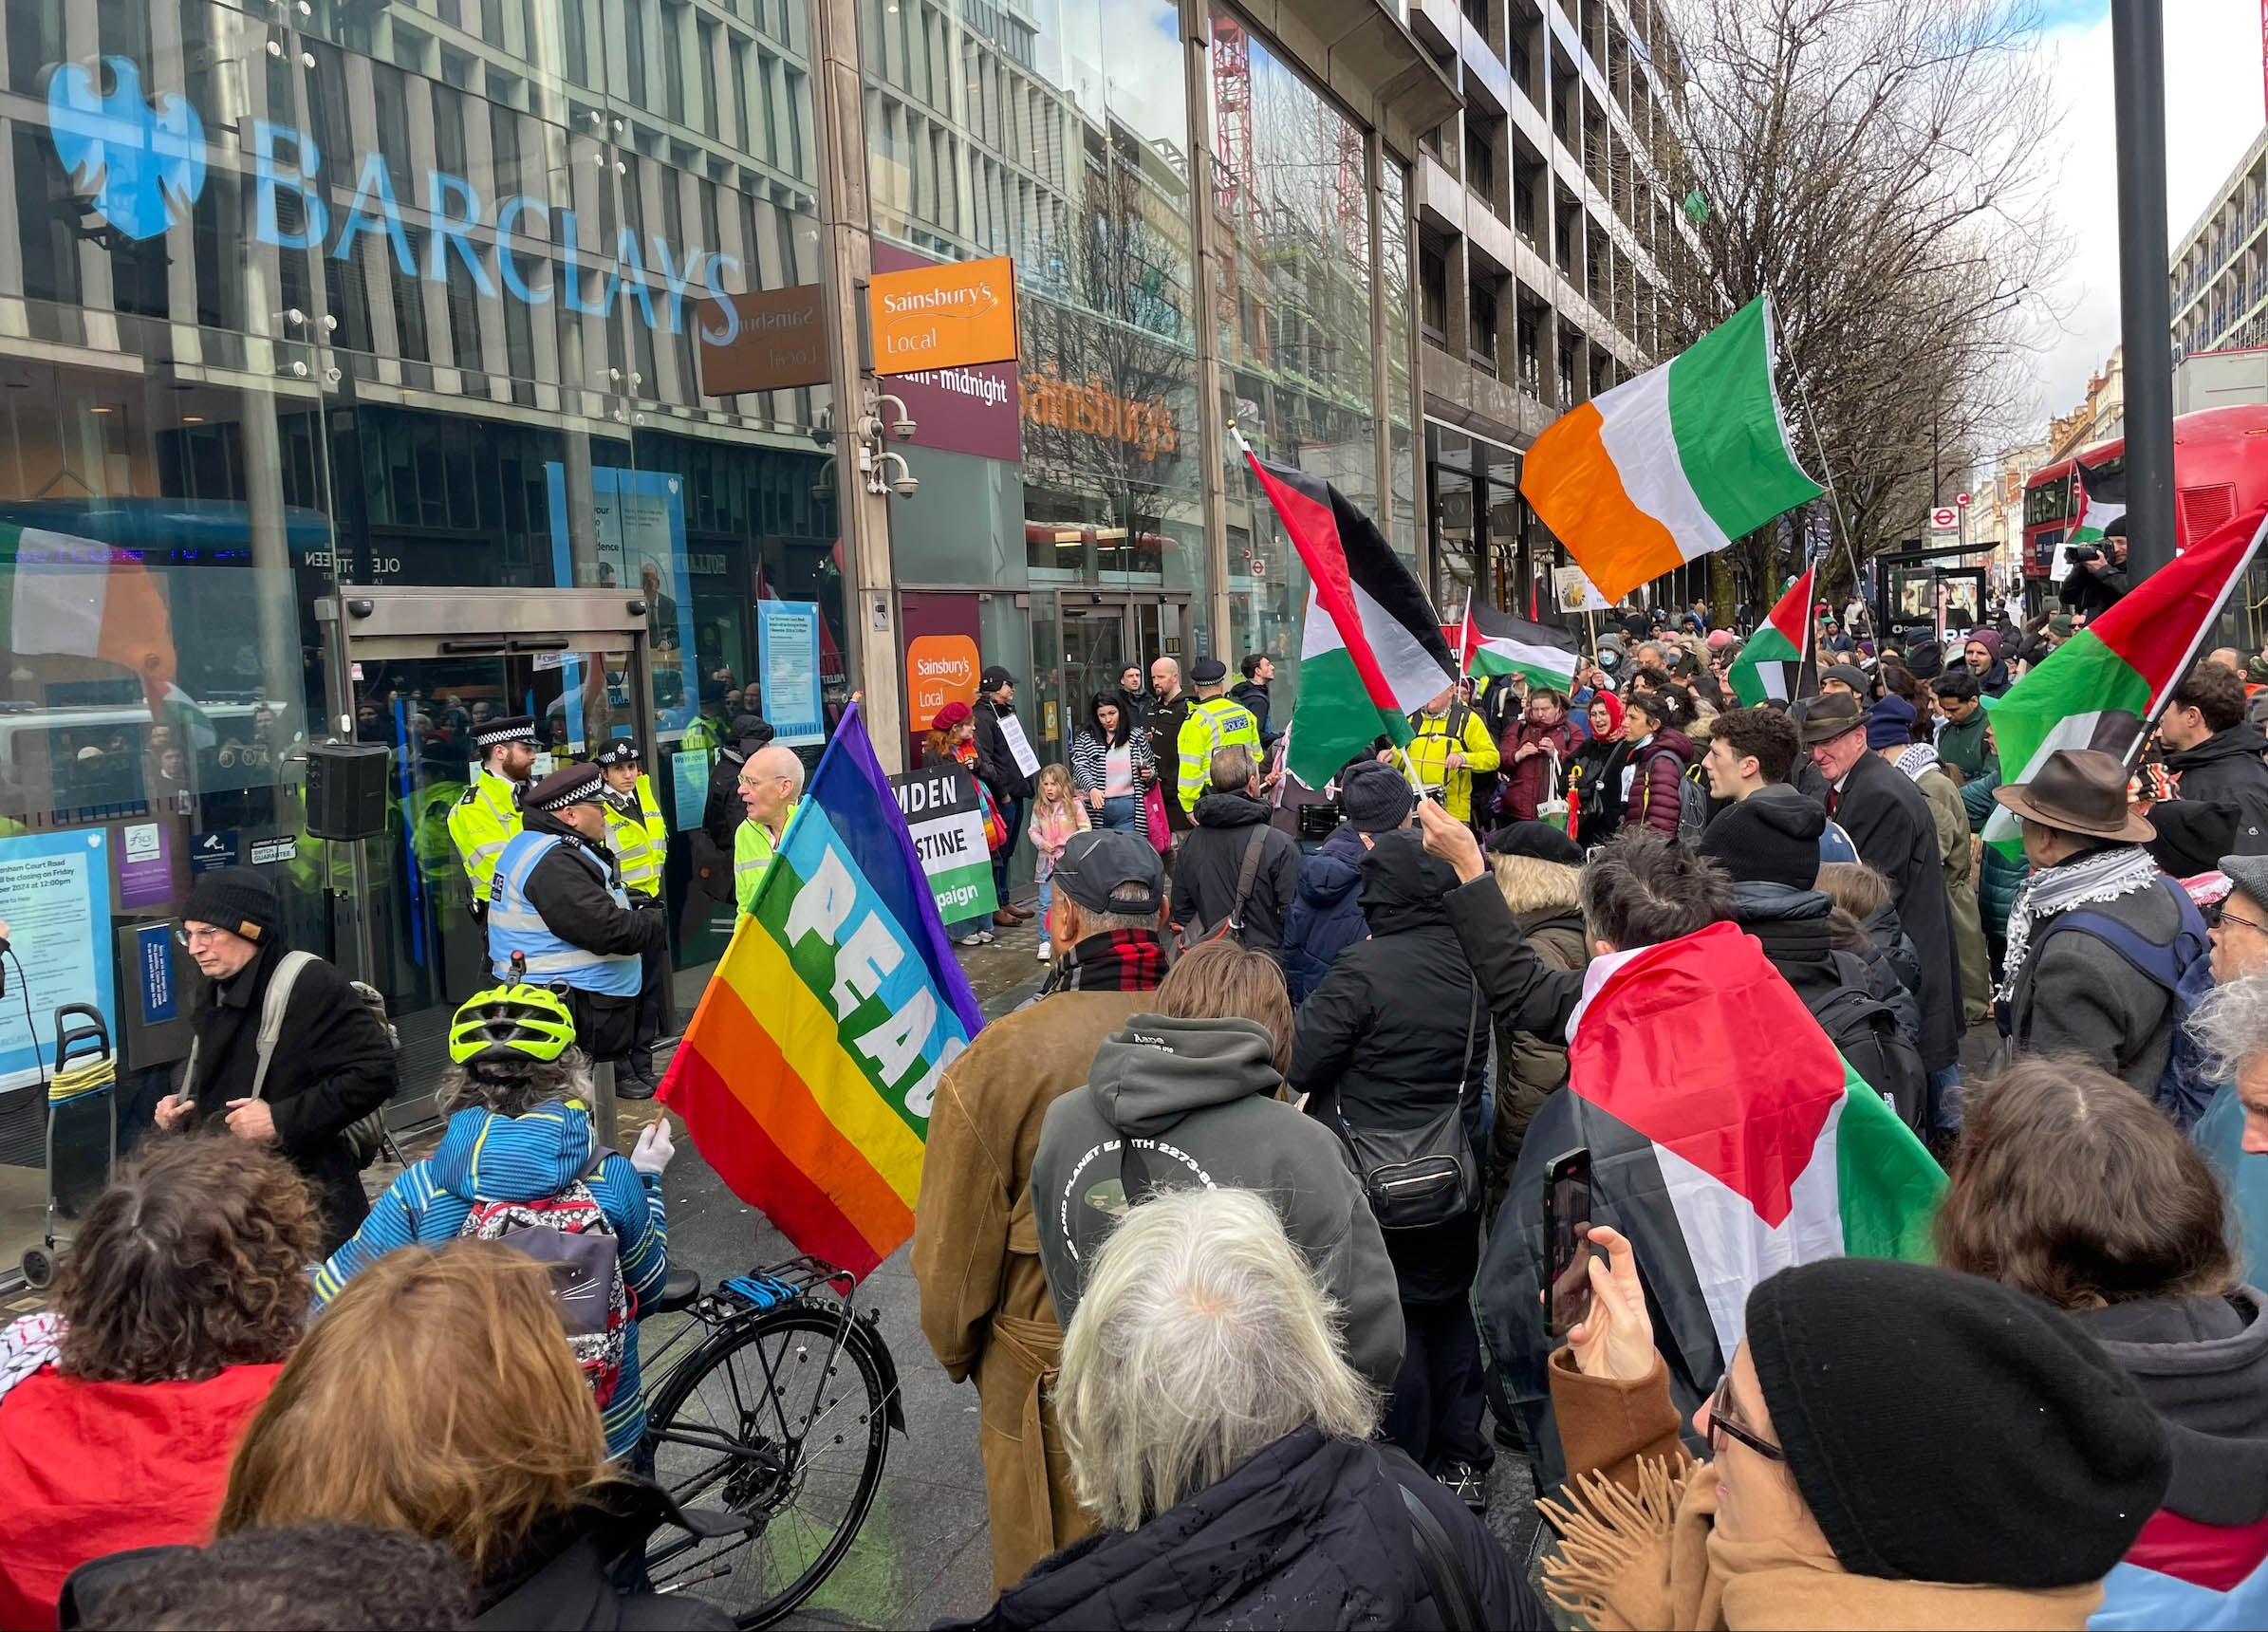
xmin=869 ymin=254 xmax=1018 ymax=374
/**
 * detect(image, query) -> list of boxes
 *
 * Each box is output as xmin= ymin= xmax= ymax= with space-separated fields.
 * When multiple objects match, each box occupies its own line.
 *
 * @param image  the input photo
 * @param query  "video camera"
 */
xmin=2064 ymin=544 xmax=2102 ymax=566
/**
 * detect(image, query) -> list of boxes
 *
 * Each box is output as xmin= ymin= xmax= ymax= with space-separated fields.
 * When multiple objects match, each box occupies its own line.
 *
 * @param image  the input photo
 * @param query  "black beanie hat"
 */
xmin=1697 ymin=787 xmax=1824 ymax=890
xmin=1486 ymin=820 xmax=1584 ymax=866
xmin=1337 ymin=759 xmax=1415 ymax=834
xmin=181 ymin=868 xmax=285 ymax=945
xmin=1744 ymin=1259 xmax=2169 ymax=1587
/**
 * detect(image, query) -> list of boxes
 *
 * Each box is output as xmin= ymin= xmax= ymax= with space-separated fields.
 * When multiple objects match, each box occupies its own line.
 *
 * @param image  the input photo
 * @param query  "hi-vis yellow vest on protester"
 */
xmin=604 ymin=772 xmax=668 ymax=897
xmin=1175 ymin=695 xmax=1260 ymax=812
xmin=734 ymin=806 xmax=796 ymax=916
xmin=446 ymin=769 xmax=522 ymax=901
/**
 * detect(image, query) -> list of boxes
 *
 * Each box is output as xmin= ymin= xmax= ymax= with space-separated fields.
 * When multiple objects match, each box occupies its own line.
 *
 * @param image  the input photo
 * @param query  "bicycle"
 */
xmin=635 ymin=1256 xmax=906 ymax=1628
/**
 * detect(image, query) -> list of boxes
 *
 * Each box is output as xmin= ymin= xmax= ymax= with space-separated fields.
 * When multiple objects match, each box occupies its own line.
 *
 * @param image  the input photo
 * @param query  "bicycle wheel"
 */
xmin=641 ymin=1305 xmax=892 ymax=1628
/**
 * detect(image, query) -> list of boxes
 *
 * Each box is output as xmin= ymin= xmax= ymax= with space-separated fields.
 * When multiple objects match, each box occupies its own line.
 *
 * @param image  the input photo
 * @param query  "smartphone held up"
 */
xmin=1544 ymin=1147 xmax=1595 ymax=1338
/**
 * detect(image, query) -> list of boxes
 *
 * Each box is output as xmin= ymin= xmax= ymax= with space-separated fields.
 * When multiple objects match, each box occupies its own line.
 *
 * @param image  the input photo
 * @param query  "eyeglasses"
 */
xmin=174 ymin=925 xmax=233 ymax=948
xmin=1704 ymin=1371 xmax=1783 ymax=1461
xmin=2221 ymin=907 xmax=2268 ymax=937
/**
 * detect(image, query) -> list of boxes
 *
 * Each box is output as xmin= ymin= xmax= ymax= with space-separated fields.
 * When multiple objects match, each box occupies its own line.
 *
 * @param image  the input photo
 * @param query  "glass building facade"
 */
xmin=0 ymin=0 xmax=1443 ymax=1268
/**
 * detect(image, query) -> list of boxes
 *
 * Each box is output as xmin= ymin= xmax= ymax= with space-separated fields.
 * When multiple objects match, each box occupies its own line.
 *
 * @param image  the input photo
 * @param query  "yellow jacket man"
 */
xmin=1174 ymin=658 xmax=1260 ymax=814
xmin=734 ymin=742 xmax=805 ymax=916
xmin=447 ymin=714 xmax=536 ymax=914
xmin=1404 ymin=686 xmax=1500 ymax=824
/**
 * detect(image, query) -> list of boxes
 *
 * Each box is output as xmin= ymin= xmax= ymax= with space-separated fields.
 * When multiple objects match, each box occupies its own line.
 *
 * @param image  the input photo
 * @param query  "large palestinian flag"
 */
xmin=1521 ymin=297 xmax=1821 ymax=603
xmin=1729 ymin=564 xmax=1813 ymax=705
xmin=1983 ymin=504 xmax=2268 ymax=860
xmin=1242 ymin=444 xmax=1457 ymax=788
xmin=1459 ymin=602 xmax=1579 ymax=693
xmin=1477 ymin=921 xmax=1943 ymax=1471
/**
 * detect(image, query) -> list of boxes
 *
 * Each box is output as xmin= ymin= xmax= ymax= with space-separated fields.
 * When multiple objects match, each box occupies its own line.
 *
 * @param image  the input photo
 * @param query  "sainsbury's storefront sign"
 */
xmin=47 ymin=55 xmax=753 ymax=343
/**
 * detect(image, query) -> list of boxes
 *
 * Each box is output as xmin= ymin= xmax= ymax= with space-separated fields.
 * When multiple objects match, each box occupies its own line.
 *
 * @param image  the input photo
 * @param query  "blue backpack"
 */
xmin=2033 ymin=878 xmax=2217 ymax=1128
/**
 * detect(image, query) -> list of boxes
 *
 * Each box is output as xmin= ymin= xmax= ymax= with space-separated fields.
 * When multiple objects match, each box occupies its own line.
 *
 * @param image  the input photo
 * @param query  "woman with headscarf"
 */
xmin=1568 ymin=692 xmax=1632 ymax=845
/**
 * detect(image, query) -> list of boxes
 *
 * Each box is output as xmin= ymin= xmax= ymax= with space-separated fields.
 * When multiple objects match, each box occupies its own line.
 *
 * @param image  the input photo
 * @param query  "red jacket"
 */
xmin=1496 ymin=719 xmax=1577 ymax=823
xmin=0 ymin=1363 xmax=284 ymax=1629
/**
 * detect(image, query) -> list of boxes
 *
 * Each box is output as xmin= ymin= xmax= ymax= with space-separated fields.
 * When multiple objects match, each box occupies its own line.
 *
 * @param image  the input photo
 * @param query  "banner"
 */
xmin=890 ymin=765 xmax=999 ymax=923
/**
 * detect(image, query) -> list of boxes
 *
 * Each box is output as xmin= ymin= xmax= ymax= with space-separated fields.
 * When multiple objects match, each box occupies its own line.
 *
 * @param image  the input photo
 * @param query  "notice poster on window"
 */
xmin=759 ymin=601 xmax=826 ymax=746
xmin=889 ymin=765 xmax=998 ymax=924
xmin=0 ymin=830 xmax=114 ymax=1091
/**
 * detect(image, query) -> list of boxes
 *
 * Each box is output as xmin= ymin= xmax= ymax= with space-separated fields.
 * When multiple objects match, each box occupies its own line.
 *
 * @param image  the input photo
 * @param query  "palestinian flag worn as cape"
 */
xmin=1521 ymin=298 xmax=1821 ymax=603
xmin=1729 ymin=564 xmax=1813 ymax=705
xmin=1478 ymin=922 xmax=1943 ymax=1454
xmin=1244 ymin=450 xmax=1456 ymax=789
xmin=1984 ymin=504 xmax=2268 ymax=860
xmin=2070 ymin=458 xmax=2128 ymax=551
xmin=1460 ymin=603 xmax=1578 ymax=693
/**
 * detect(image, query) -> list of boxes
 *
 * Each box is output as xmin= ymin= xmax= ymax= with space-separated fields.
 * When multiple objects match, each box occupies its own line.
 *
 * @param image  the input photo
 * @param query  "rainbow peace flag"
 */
xmin=659 ymin=703 xmax=983 ymax=1276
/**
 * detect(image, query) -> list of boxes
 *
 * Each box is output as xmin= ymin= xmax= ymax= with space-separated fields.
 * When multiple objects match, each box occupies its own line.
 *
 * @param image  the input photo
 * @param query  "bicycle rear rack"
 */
xmin=714 ymin=1255 xmax=858 ymax=1318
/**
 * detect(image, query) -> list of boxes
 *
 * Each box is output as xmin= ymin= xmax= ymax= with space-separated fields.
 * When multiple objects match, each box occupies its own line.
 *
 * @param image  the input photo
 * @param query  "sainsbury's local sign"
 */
xmin=48 ymin=54 xmax=757 ymax=343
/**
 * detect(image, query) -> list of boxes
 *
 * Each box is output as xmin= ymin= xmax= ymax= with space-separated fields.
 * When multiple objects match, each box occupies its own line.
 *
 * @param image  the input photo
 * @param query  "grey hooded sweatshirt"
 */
xmin=1030 ymin=1013 xmax=1405 ymax=1393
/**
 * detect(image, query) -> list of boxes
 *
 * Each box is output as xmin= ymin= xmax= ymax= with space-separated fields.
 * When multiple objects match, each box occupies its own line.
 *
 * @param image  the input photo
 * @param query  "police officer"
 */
xmin=734 ymin=742 xmax=806 ymax=916
xmin=448 ymin=714 xmax=536 ymax=919
xmin=487 ymin=765 xmax=669 ymax=1089
xmin=1175 ymin=658 xmax=1262 ymax=817
xmin=596 ymin=740 xmax=670 ymax=1096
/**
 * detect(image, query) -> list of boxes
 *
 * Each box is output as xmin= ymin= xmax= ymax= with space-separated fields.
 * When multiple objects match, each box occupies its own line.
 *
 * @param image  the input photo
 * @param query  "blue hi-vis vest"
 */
xmin=487 ymin=831 xmax=642 ymax=996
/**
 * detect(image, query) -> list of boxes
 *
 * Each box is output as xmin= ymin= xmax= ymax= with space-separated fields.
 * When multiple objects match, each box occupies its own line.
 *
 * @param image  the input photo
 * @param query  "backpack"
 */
xmin=1647 ymin=751 xmax=1712 ymax=843
xmin=456 ymin=1152 xmax=630 ymax=1410
xmin=2032 ymin=878 xmax=2218 ymax=1128
xmin=182 ymin=950 xmax=398 ymax=1169
xmin=1809 ymin=961 xmax=1927 ymax=1131
xmin=1174 ymin=825 xmax=1270 ymax=955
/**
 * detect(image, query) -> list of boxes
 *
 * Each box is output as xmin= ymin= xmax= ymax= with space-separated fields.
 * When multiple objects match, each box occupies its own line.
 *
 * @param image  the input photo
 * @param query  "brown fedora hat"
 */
xmin=1992 ymin=748 xmax=2156 ymax=843
xmin=1797 ymin=691 xmax=1867 ymax=745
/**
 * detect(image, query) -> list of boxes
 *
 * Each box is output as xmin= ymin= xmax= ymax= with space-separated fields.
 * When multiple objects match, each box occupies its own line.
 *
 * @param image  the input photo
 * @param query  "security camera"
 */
xmin=878 ymin=451 xmax=918 ymax=499
xmin=893 ymin=470 xmax=919 ymax=498
xmin=874 ymin=392 xmax=916 ymax=440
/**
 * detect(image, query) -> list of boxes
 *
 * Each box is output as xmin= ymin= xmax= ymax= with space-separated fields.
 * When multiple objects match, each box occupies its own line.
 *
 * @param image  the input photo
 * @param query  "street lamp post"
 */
xmin=2111 ymin=0 xmax=2177 ymax=581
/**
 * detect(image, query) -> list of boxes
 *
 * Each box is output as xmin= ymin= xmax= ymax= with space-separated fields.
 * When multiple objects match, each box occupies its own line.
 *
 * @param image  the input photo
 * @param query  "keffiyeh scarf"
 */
xmin=1996 ymin=844 xmax=2163 ymax=1008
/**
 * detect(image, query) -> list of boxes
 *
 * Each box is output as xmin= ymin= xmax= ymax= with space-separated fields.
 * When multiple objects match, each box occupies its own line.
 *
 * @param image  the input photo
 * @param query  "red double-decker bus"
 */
xmin=2022 ymin=403 xmax=2268 ymax=584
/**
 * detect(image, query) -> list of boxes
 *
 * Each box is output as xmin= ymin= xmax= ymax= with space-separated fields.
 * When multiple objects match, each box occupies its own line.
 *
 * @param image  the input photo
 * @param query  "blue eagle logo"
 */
xmin=46 ymin=56 xmax=205 ymax=241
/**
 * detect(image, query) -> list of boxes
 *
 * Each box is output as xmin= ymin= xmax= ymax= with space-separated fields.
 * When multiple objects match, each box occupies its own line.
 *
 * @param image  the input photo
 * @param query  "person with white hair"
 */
xmin=2187 ymin=971 xmax=2268 ymax=1292
xmin=939 ymin=1188 xmax=1541 ymax=1630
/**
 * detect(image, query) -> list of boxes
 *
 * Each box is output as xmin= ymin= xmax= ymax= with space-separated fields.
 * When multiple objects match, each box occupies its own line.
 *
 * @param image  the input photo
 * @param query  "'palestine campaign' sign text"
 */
xmin=890 ymin=765 xmax=998 ymax=923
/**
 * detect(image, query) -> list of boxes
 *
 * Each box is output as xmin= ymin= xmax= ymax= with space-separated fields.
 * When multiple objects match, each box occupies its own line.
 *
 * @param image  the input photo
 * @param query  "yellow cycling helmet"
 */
xmin=448 ymin=983 xmax=577 ymax=1066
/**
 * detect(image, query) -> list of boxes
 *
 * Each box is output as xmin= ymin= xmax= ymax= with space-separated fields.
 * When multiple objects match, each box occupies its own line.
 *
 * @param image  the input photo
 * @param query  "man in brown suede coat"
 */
xmin=912 ymin=830 xmax=1170 ymax=1590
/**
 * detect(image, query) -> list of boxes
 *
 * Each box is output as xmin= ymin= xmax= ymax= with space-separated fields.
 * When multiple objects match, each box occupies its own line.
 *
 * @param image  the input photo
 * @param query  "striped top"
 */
xmin=313 ymin=1100 xmax=667 ymax=1459
xmin=1070 ymin=728 xmax=1153 ymax=795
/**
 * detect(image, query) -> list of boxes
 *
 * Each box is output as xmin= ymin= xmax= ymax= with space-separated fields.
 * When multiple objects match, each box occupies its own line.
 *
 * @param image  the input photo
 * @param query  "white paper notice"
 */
xmin=998 ymin=713 xmax=1041 ymax=780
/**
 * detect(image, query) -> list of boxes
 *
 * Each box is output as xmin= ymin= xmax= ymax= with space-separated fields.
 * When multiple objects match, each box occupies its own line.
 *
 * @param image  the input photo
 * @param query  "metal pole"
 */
xmin=2112 ymin=0 xmax=2179 ymax=582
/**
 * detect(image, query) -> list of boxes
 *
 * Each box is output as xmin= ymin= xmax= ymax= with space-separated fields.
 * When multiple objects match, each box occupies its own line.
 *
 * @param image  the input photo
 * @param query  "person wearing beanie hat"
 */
xmin=1486 ymin=820 xmax=1585 ymax=866
xmin=484 ymin=761 xmax=669 ymax=1071
xmin=1537 ymin=1229 xmax=2170 ymax=1628
xmin=154 ymin=869 xmax=399 ymax=1253
xmin=1278 ymin=762 xmax=1411 ymax=1005
xmin=1818 ymin=663 xmax=1871 ymax=700
xmin=1863 ymin=693 xmax=1918 ymax=751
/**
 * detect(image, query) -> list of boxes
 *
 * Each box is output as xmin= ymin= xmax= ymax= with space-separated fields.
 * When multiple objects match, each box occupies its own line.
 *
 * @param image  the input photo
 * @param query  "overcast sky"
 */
xmin=2019 ymin=0 xmax=2263 ymax=439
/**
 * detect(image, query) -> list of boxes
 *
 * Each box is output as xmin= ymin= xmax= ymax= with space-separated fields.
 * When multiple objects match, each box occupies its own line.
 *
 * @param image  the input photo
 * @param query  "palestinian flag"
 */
xmin=1478 ymin=922 xmax=1943 ymax=1450
xmin=2070 ymin=458 xmax=2127 ymax=552
xmin=1521 ymin=298 xmax=1821 ymax=603
xmin=1729 ymin=563 xmax=1813 ymax=705
xmin=1983 ymin=504 xmax=2268 ymax=860
xmin=1241 ymin=443 xmax=1456 ymax=789
xmin=1459 ymin=602 xmax=1579 ymax=693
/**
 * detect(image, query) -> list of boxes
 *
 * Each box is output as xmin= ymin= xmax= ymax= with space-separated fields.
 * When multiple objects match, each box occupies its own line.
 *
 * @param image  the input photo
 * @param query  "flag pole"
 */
xmin=1458 ymin=587 xmax=1474 ymax=676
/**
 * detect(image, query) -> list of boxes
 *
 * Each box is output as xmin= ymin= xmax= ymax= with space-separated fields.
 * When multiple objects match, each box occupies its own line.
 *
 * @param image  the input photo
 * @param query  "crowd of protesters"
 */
xmin=16 ymin=590 xmax=2268 ymax=1631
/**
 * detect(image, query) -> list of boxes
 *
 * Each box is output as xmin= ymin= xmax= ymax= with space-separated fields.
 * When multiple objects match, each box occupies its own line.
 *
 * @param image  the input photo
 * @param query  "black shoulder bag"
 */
xmin=1337 ymin=981 xmax=1481 ymax=1230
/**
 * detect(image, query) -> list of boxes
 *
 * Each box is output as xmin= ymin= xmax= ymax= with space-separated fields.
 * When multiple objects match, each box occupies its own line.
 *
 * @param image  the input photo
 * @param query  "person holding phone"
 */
xmin=1538 ymin=1227 xmax=2170 ymax=1628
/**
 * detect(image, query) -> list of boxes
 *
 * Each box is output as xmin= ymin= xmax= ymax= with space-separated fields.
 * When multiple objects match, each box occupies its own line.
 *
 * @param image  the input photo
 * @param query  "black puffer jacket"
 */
xmin=939 ymin=1424 xmax=1545 ymax=1631
xmin=474 ymin=1484 xmax=734 ymax=1629
xmin=1169 ymin=790 xmax=1301 ymax=954
xmin=1730 ymin=882 xmax=1925 ymax=1124
xmin=1292 ymin=832 xmax=1487 ymax=1305
xmin=2164 ymin=724 xmax=2268 ymax=857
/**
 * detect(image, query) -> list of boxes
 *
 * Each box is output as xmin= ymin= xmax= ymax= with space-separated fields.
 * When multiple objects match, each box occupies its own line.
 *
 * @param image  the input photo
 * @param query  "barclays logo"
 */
xmin=47 ymin=56 xmax=207 ymax=241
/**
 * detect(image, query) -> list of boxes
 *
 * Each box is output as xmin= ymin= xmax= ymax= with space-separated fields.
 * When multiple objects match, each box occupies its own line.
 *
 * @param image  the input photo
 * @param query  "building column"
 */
xmin=809 ymin=0 xmax=905 ymax=770
xmin=1183 ymin=3 xmax=1234 ymax=659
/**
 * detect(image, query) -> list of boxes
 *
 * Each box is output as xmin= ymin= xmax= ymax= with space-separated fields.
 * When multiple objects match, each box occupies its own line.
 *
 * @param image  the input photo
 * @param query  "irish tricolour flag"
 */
xmin=1522 ymin=298 xmax=1822 ymax=604
xmin=1728 ymin=564 xmax=1813 ymax=705
xmin=1482 ymin=921 xmax=1943 ymax=1433
xmin=1983 ymin=504 xmax=2268 ymax=860
xmin=1459 ymin=602 xmax=1578 ymax=693
xmin=1241 ymin=441 xmax=1458 ymax=790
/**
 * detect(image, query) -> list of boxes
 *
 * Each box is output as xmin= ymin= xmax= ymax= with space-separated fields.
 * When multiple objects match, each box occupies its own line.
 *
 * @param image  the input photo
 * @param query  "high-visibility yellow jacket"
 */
xmin=734 ymin=805 xmax=796 ymax=916
xmin=446 ymin=769 xmax=523 ymax=902
xmin=603 ymin=772 xmax=668 ymax=898
xmin=1175 ymin=695 xmax=1260 ymax=812
xmin=1404 ymin=701 xmax=1501 ymax=823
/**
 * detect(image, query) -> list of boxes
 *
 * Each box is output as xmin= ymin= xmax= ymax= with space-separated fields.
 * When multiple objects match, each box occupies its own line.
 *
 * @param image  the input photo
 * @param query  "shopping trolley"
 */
xmin=20 ymin=1005 xmax=115 ymax=1289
